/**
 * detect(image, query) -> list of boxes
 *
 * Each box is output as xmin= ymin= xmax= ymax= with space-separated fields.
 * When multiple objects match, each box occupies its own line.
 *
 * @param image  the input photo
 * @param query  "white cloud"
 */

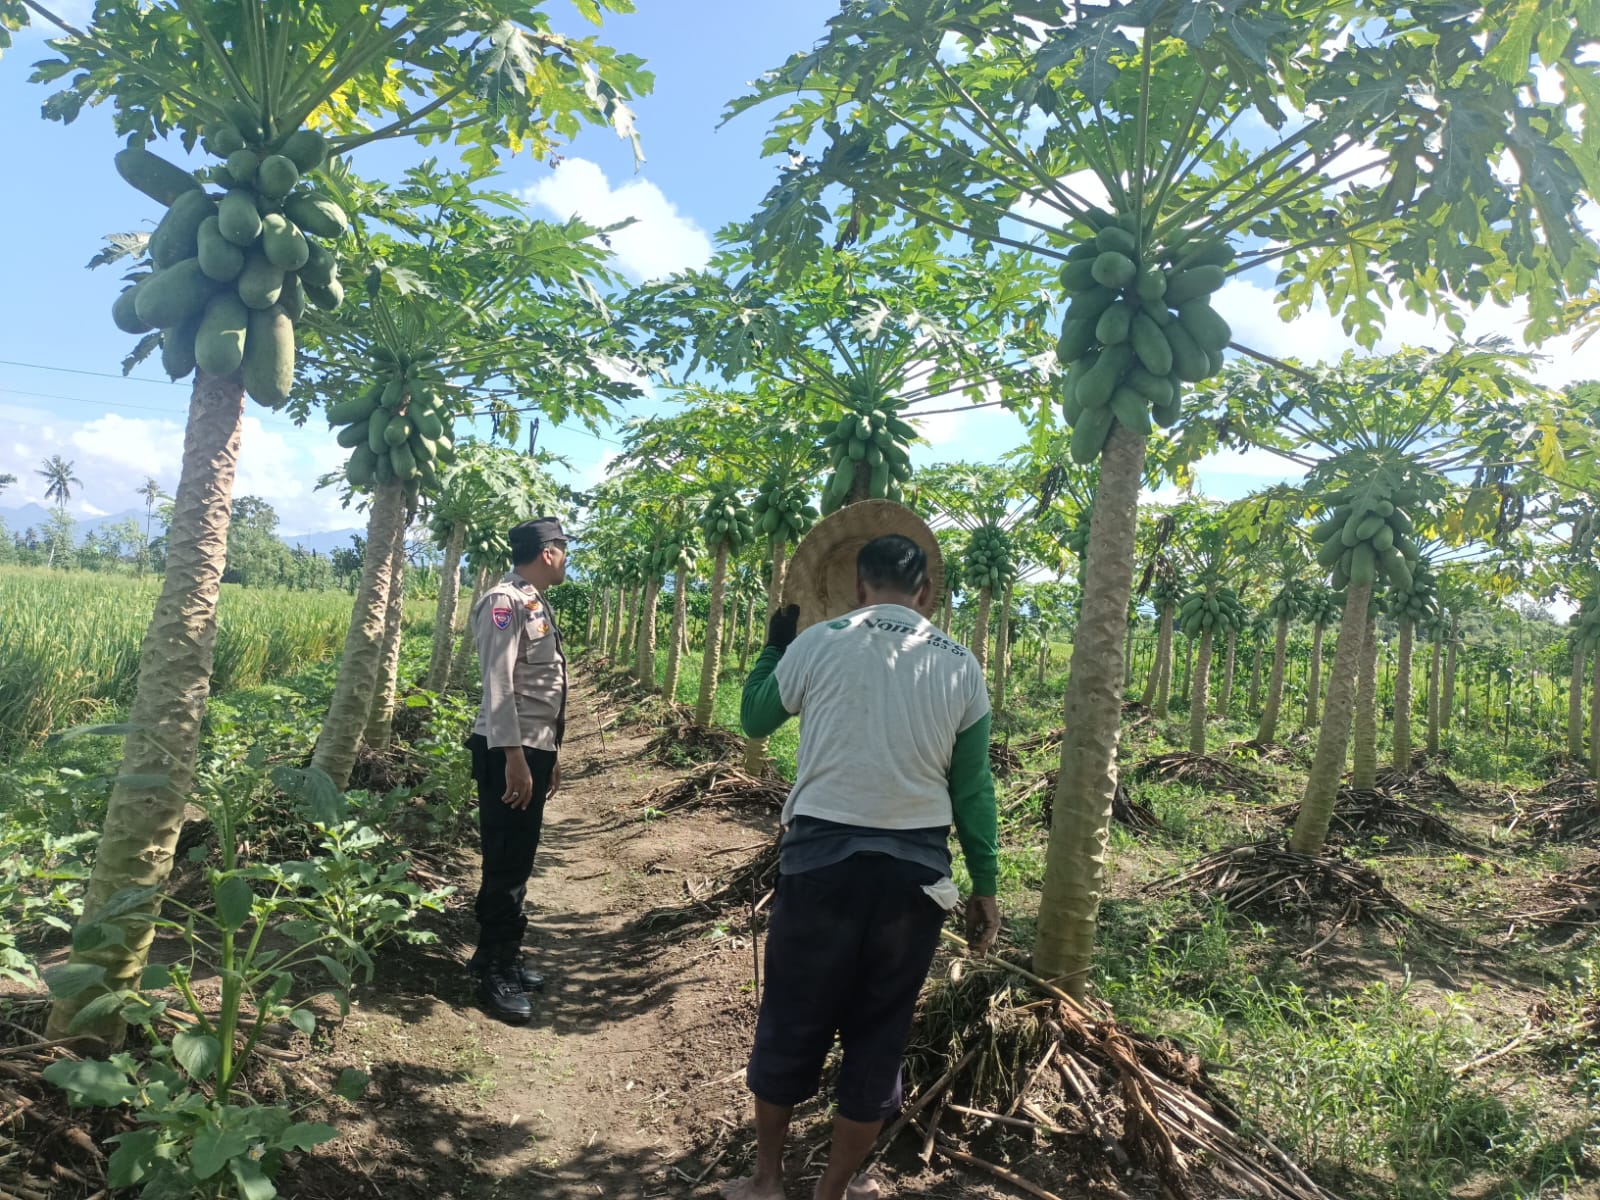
xmin=522 ymin=159 xmax=712 ymax=283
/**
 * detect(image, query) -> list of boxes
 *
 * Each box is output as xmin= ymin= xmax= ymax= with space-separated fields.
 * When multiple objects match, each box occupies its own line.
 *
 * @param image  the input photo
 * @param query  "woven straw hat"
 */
xmin=782 ymin=499 xmax=945 ymax=632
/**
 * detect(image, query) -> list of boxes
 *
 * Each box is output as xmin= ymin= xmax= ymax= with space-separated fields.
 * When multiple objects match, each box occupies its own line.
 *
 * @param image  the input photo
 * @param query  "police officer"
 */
xmin=464 ymin=516 xmax=569 ymax=1022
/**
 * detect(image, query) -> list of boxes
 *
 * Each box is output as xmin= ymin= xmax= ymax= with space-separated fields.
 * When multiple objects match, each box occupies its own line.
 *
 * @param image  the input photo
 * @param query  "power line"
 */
xmin=0 ymin=358 xmax=190 ymax=389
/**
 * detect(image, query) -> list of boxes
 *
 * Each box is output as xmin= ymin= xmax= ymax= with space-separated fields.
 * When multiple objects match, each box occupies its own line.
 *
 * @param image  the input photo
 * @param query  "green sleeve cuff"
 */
xmin=949 ymin=715 xmax=999 ymax=896
xmin=740 ymin=646 xmax=794 ymax=738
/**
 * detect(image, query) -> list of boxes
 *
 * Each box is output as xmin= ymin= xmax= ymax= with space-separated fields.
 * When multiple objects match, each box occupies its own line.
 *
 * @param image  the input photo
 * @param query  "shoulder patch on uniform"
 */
xmin=826 ymin=618 xmax=851 ymax=630
xmin=491 ymin=606 xmax=513 ymax=630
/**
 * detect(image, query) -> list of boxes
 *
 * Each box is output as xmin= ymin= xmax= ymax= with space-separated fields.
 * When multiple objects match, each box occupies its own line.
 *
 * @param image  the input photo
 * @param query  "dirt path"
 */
xmin=296 ymin=670 xmax=781 ymax=1200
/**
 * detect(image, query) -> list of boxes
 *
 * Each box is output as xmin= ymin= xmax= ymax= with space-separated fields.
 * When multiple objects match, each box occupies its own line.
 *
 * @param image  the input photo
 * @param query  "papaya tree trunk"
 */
xmin=48 ymin=371 xmax=246 ymax=1042
xmin=1180 ymin=635 xmax=1193 ymax=700
xmin=665 ymin=564 xmax=689 ymax=704
xmin=1188 ymin=629 xmax=1215 ymax=756
xmin=594 ymin=586 xmax=611 ymax=660
xmin=1216 ymin=628 xmax=1238 ymax=717
xmin=424 ymin=522 xmax=465 ymax=691
xmin=363 ymin=524 xmax=409 ymax=752
xmin=1351 ymin=609 xmax=1380 ymax=791
xmin=744 ymin=539 xmax=789 ymax=772
xmin=311 ymin=482 xmax=408 ymax=790
xmin=994 ymin=586 xmax=1012 ymax=712
xmin=1442 ymin=624 xmax=1459 ymax=742
xmin=1391 ymin=617 xmax=1415 ymax=773
xmin=740 ymin=597 xmax=757 ymax=672
xmin=722 ymin=594 xmax=739 ymax=662
xmin=1426 ymin=633 xmax=1442 ymax=757
xmin=1141 ymin=604 xmax=1169 ymax=706
xmin=1037 ymin=639 xmax=1049 ymax=687
xmin=1123 ymin=622 xmax=1136 ymax=688
xmin=1153 ymin=606 xmax=1174 ymax=719
xmin=1591 ymin=652 xmax=1600 ymax=778
xmin=694 ymin=543 xmax=731 ymax=726
xmin=1247 ymin=638 xmax=1264 ymax=715
xmin=1568 ymin=638 xmax=1585 ymax=761
xmin=971 ymin=587 xmax=993 ymax=671
xmin=1257 ymin=616 xmax=1290 ymax=744
xmin=1035 ymin=425 xmax=1146 ymax=996
xmin=1290 ymin=585 xmax=1374 ymax=854
xmin=1305 ymin=621 xmax=1326 ymax=726
xmin=635 ymin=577 xmax=661 ymax=688
xmin=448 ymin=567 xmax=489 ymax=689
xmin=940 ymin=590 xmax=953 ymax=631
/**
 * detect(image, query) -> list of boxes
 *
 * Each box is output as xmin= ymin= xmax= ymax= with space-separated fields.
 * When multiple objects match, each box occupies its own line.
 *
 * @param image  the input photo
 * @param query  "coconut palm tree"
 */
xmin=38 ymin=455 xmax=81 ymax=512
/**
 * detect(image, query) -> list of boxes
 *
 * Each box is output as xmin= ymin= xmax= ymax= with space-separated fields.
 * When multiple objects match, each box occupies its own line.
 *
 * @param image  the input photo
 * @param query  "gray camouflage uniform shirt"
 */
xmin=470 ymin=571 xmax=567 ymax=751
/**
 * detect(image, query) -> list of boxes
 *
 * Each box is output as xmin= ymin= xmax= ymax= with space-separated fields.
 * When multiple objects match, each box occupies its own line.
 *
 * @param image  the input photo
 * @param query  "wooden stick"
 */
xmin=873 ymin=1045 xmax=977 ymax=1159
xmin=1004 ymin=1041 xmax=1058 ymax=1117
xmin=930 ymin=1134 xmax=1074 ymax=1200
xmin=918 ymin=1102 xmax=942 ymax=1163
xmin=946 ymin=1103 xmax=1064 ymax=1135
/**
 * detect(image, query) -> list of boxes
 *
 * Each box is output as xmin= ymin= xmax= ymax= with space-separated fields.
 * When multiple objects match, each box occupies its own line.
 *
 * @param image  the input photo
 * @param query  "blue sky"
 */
xmin=1 ymin=3 xmax=1594 ymax=535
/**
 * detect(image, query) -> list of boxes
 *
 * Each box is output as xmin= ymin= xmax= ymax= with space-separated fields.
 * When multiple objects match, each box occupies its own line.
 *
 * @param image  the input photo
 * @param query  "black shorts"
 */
xmin=746 ymin=853 xmax=947 ymax=1123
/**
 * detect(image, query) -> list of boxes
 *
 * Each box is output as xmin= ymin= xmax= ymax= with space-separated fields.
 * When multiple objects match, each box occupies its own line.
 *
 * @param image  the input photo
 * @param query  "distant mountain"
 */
xmin=0 ymin=503 xmax=160 ymax=542
xmin=0 ymin=504 xmax=359 ymax=555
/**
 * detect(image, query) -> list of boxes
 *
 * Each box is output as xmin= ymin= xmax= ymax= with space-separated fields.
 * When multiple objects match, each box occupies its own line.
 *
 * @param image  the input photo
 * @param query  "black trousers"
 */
xmin=466 ymin=733 xmax=556 ymax=964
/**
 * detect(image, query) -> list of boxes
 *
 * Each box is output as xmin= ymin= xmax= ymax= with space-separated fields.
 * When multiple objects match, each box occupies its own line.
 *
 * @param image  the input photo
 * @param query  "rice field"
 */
xmin=0 ymin=567 xmax=363 ymax=751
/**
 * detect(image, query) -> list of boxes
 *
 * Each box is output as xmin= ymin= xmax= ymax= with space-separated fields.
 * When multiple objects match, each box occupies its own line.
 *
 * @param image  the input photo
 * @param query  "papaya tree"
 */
xmin=695 ymin=488 xmax=755 ymax=725
xmin=306 ymin=177 xmax=638 ymax=790
xmin=28 ymin=0 xmax=648 ymax=1040
xmin=1257 ymin=574 xmax=1311 ymax=745
xmin=1302 ymin=585 xmax=1343 ymax=728
xmin=1386 ymin=560 xmax=1441 ymax=771
xmin=730 ymin=0 xmax=1600 ymax=993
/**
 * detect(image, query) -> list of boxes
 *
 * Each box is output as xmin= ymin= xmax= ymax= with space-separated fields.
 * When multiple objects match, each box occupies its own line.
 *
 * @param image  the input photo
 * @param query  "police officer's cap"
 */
xmin=509 ymin=516 xmax=566 ymax=559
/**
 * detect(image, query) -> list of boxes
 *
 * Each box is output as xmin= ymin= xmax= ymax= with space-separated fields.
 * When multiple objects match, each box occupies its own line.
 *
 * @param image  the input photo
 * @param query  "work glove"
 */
xmin=766 ymin=604 xmax=800 ymax=651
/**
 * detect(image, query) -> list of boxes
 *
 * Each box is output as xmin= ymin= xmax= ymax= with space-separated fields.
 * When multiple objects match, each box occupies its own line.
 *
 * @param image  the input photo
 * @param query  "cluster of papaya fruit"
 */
xmin=1386 ymin=563 xmax=1438 ymax=623
xmin=1178 ymin=588 xmax=1246 ymax=638
xmin=111 ymin=119 xmax=347 ymax=409
xmin=963 ymin=525 xmax=1013 ymax=591
xmin=1063 ymin=507 xmax=1092 ymax=558
xmin=700 ymin=491 xmax=755 ymax=552
xmin=750 ymin=478 xmax=817 ymax=544
xmin=647 ymin=534 xmax=695 ymax=578
xmin=1311 ymin=484 xmax=1423 ymax=592
xmin=1572 ymin=596 xmax=1600 ymax=652
xmin=818 ymin=405 xmax=915 ymax=513
xmin=1151 ymin=575 xmax=1182 ymax=614
xmin=327 ymin=351 xmax=455 ymax=490
xmin=1057 ymin=212 xmax=1233 ymax=463
xmin=1265 ymin=578 xmax=1310 ymax=620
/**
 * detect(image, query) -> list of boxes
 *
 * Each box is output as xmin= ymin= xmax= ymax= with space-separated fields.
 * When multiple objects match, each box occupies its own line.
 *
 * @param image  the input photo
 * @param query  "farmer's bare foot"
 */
xmin=721 ymin=1176 xmax=786 ymax=1200
xmin=814 ymin=1175 xmax=881 ymax=1200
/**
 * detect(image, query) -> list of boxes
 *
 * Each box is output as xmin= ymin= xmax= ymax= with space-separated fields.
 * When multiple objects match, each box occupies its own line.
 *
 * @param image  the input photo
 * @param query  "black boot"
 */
xmin=513 ymin=953 xmax=545 ymax=994
xmin=473 ymin=954 xmax=532 ymax=1023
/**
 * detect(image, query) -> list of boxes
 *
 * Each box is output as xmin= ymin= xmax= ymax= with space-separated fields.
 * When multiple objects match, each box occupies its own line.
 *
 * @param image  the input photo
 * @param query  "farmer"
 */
xmin=725 ymin=532 xmax=1000 ymax=1200
xmin=463 ymin=515 xmax=569 ymax=1023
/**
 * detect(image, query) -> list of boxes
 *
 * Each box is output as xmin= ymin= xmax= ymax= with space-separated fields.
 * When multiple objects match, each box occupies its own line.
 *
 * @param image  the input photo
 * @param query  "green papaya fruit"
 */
xmin=870 ymin=461 xmax=890 ymax=497
xmin=1070 ymin=406 xmax=1114 ymax=464
xmin=1077 ymin=343 xmax=1133 ymax=410
xmin=1350 ymin=542 xmax=1377 ymax=586
xmin=284 ymin=193 xmax=348 ymax=239
xmin=1059 ymin=259 xmax=1100 ymax=292
xmin=1315 ymin=535 xmax=1345 ymax=568
xmin=226 ymin=150 xmax=260 ymax=187
xmin=1164 ymin=265 xmax=1227 ymax=306
xmin=149 ymin=190 xmax=216 ymax=269
xmin=1096 ymin=226 xmax=1138 ymax=257
xmin=194 ymin=292 xmax=249 ymax=376
xmin=112 ymin=283 xmax=154 ymax=334
xmin=1175 ymin=238 xmax=1234 ymax=270
xmin=222 ymin=101 xmax=265 ymax=144
xmin=1177 ymin=301 xmax=1233 ymax=353
xmin=160 ymin=314 xmax=200 ymax=380
xmin=218 ymin=188 xmax=263 ymax=246
xmin=345 ymin=446 xmax=377 ymax=488
xmin=134 ymin=258 xmax=213 ymax=330
xmin=256 ymin=154 xmax=299 ymax=199
xmin=242 ymin=305 xmax=294 ymax=408
xmin=279 ymin=129 xmax=328 ymax=173
xmin=196 ymin=216 xmax=246 ymax=282
xmin=236 ymin=250 xmax=284 ymax=310
xmin=1127 ymin=367 xmax=1174 ymax=406
xmin=261 ymin=213 xmax=310 ymax=270
xmin=1135 ymin=266 xmax=1167 ymax=306
xmin=1110 ymin=386 xmax=1152 ymax=435
xmin=1130 ymin=313 xmax=1174 ymax=375
xmin=203 ymin=125 xmax=245 ymax=157
xmin=299 ymin=239 xmax=336 ymax=288
xmin=278 ymin=272 xmax=306 ymax=321
xmin=1056 ymin=318 xmax=1096 ymax=362
xmin=336 ymin=420 xmax=369 ymax=449
xmin=327 ymin=385 xmax=382 ymax=425
xmin=1355 ymin=514 xmax=1385 ymax=542
xmin=1066 ymin=241 xmax=1099 ymax=261
xmin=114 ymin=146 xmax=202 ymax=206
xmin=384 ymin=414 xmax=414 ymax=447
xmin=1064 ymin=286 xmax=1120 ymax=326
xmin=415 ymin=410 xmax=444 ymax=440
xmin=368 ymin=408 xmax=393 ymax=454
xmin=1090 ymin=251 xmax=1138 ymax=290
xmin=1095 ymin=301 xmax=1134 ymax=346
xmin=1152 ymin=396 xmax=1182 ymax=428
xmin=304 ymin=277 xmax=344 ymax=311
xmin=1162 ymin=322 xmax=1210 ymax=382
